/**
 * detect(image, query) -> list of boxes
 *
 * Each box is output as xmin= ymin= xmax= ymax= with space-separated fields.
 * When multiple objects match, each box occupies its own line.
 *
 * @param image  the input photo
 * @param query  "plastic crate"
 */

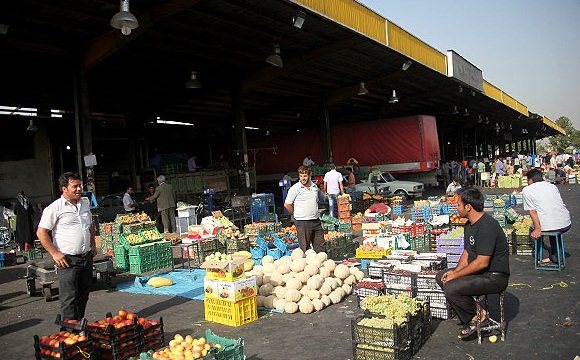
xmin=353 ymin=344 xmax=412 ymax=360
xmin=356 ymin=248 xmax=387 ymax=259
xmin=385 ymin=286 xmax=416 ymax=298
xmin=430 ymin=305 xmax=455 ymax=319
xmin=266 ymin=248 xmax=282 ymax=260
xmin=354 ymin=283 xmax=385 ymax=301
xmin=435 ymin=238 xmax=463 ymax=246
xmin=113 ymin=244 xmax=129 ymax=271
xmin=436 ymin=245 xmax=464 ymax=255
xmin=382 ymin=271 xmax=416 ymax=287
xmin=368 ymin=265 xmax=385 ymax=279
xmin=205 ymin=329 xmax=245 ymax=360
xmin=204 ymin=296 xmax=258 ymax=327
xmin=415 ymin=274 xmax=441 ymax=291
xmin=446 ymin=254 xmax=461 ymax=263
xmin=416 ymin=290 xmax=447 ymax=308
xmin=141 ymin=317 xmax=165 ymax=353
xmin=225 ymin=237 xmax=250 ymax=254
xmin=249 ymin=246 xmax=265 ymax=259
xmin=351 ymin=315 xmax=412 ymax=349
xmin=34 ymin=334 xmax=93 ymax=360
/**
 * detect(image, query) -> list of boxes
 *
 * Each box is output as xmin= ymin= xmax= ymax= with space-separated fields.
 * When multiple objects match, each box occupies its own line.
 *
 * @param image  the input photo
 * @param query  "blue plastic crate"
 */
xmin=267 ymin=248 xmax=282 ymax=260
xmin=392 ymin=205 xmax=404 ymax=215
xmin=250 ymin=246 xmax=265 ymax=259
xmin=273 ymin=235 xmax=288 ymax=254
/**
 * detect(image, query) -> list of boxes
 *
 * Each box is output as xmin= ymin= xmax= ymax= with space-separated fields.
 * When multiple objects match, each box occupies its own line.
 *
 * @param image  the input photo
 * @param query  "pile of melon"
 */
xmin=245 ymin=248 xmax=364 ymax=314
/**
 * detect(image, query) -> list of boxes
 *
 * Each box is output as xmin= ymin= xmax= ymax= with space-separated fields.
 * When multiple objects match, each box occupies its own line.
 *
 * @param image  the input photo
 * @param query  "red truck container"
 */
xmin=249 ymin=115 xmax=439 ymax=175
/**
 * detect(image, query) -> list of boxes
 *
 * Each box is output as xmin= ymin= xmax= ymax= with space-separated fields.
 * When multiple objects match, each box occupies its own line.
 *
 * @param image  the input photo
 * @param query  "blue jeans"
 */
xmin=328 ymin=193 xmax=338 ymax=218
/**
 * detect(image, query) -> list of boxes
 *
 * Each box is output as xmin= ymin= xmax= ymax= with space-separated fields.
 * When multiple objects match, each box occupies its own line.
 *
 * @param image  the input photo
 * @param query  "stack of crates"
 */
xmin=351 ymin=213 xmax=363 ymax=232
xmin=34 ymin=316 xmax=93 ymax=360
xmin=321 ymin=214 xmax=339 ymax=231
xmin=250 ymin=194 xmax=275 ymax=223
xmin=415 ymin=273 xmax=454 ymax=320
xmin=392 ymin=204 xmax=404 ymax=215
xmin=155 ymin=241 xmax=173 ymax=269
xmin=141 ymin=317 xmax=165 ymax=353
xmin=335 ymin=195 xmax=353 ymax=236
xmin=436 ymin=233 xmax=464 ymax=269
xmin=410 ymin=206 xmax=427 ymax=222
xmin=383 ymin=270 xmax=417 ymax=298
xmin=512 ymin=231 xmax=533 ymax=255
xmin=484 ymin=194 xmax=496 ymax=213
xmin=128 ymin=242 xmax=157 ymax=274
xmin=493 ymin=198 xmax=506 ymax=227
xmin=99 ymin=222 xmax=116 ymax=257
xmin=203 ymin=269 xmax=258 ymax=327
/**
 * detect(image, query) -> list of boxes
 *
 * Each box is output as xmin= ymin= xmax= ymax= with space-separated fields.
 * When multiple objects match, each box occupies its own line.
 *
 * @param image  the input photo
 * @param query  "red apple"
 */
xmin=126 ymin=313 xmax=136 ymax=321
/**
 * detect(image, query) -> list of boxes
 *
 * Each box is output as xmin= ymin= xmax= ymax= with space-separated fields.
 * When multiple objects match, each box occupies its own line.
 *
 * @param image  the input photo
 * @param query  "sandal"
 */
xmin=459 ymin=319 xmax=490 ymax=341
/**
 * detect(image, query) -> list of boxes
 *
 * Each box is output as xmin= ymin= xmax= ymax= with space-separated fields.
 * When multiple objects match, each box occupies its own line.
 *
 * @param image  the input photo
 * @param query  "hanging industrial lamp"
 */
xmin=357 ymin=81 xmax=369 ymax=96
xmin=388 ymin=90 xmax=399 ymax=104
xmin=265 ymin=44 xmax=283 ymax=68
xmin=110 ymin=0 xmax=139 ymax=36
xmin=463 ymin=108 xmax=469 ymax=117
xmin=26 ymin=119 xmax=38 ymax=133
xmin=451 ymin=106 xmax=459 ymax=115
xmin=185 ymin=71 xmax=201 ymax=89
xmin=292 ymin=11 xmax=306 ymax=28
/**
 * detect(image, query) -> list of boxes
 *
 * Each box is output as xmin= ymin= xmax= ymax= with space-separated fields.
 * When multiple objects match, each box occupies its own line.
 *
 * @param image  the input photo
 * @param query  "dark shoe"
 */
xmin=550 ymin=255 xmax=559 ymax=263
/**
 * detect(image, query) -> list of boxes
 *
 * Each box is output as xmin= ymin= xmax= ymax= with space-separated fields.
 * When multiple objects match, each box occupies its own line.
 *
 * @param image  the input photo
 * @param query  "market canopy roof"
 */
xmin=0 ymin=0 xmax=564 ymax=141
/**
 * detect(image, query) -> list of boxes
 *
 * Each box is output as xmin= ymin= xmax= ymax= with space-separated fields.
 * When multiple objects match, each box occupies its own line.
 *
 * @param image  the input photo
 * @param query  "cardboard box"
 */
xmin=204 ymin=276 xmax=257 ymax=302
xmin=201 ymin=258 xmax=246 ymax=281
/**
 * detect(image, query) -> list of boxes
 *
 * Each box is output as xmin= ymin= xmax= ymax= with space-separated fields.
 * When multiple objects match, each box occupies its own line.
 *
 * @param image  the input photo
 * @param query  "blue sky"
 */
xmin=358 ymin=0 xmax=580 ymax=128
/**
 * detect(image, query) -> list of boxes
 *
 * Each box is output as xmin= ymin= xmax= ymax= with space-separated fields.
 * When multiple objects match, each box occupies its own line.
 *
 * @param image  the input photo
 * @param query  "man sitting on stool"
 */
xmin=522 ymin=168 xmax=571 ymax=264
xmin=436 ymin=187 xmax=510 ymax=341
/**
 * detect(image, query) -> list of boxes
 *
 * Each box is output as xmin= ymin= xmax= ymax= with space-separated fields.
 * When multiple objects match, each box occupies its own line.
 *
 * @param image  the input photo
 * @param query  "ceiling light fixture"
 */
xmin=463 ymin=108 xmax=469 ymax=117
xmin=156 ymin=119 xmax=194 ymax=127
xmin=357 ymin=81 xmax=369 ymax=96
xmin=265 ymin=44 xmax=283 ymax=68
xmin=26 ymin=119 xmax=38 ymax=133
xmin=185 ymin=71 xmax=201 ymax=89
xmin=388 ymin=90 xmax=399 ymax=104
xmin=471 ymin=90 xmax=476 ymax=97
xmin=485 ymin=117 xmax=490 ymax=125
xmin=0 ymin=24 xmax=9 ymax=35
xmin=477 ymin=115 xmax=483 ymax=124
xmin=292 ymin=10 xmax=306 ymax=29
xmin=509 ymin=124 xmax=513 ymax=130
xmin=451 ymin=106 xmax=459 ymax=115
xmin=110 ymin=0 xmax=139 ymax=36
xmin=402 ymin=60 xmax=413 ymax=71
xmin=458 ymin=85 xmax=463 ymax=93
xmin=495 ymin=122 xmax=501 ymax=133
xmin=522 ymin=128 xmax=528 ymax=134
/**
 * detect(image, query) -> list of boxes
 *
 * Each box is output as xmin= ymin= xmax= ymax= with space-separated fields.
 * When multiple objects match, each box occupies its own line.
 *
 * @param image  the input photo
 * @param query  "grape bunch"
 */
xmin=360 ymin=294 xmax=420 ymax=324
xmin=513 ymin=216 xmax=532 ymax=235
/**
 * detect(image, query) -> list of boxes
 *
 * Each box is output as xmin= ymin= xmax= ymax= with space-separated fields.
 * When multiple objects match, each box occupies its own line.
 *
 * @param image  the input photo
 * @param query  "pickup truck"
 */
xmin=354 ymin=171 xmax=424 ymax=199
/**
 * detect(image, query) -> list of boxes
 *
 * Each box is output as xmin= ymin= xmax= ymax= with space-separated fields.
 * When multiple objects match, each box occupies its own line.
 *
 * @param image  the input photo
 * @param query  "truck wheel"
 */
xmin=394 ymin=190 xmax=408 ymax=200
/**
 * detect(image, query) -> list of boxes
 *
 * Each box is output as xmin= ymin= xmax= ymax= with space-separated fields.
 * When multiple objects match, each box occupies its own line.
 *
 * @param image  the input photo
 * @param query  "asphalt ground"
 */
xmin=1 ymin=185 xmax=579 ymax=360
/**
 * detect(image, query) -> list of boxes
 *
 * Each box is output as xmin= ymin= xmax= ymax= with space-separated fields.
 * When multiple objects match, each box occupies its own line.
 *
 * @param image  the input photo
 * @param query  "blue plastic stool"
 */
xmin=534 ymin=232 xmax=565 ymax=271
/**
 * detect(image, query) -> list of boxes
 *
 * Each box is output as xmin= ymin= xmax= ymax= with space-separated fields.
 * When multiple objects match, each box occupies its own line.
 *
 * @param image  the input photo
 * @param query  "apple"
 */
xmin=78 ymin=335 xmax=87 ymax=342
xmin=118 ymin=309 xmax=128 ymax=320
xmin=126 ymin=312 xmax=136 ymax=321
xmin=138 ymin=317 xmax=147 ymax=326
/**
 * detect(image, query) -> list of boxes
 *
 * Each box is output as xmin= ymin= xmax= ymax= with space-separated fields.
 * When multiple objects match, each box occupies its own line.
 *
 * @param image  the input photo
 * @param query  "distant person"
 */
xmin=345 ymin=167 xmax=356 ymax=193
xmin=37 ymin=172 xmax=97 ymax=320
xmin=476 ymin=159 xmax=485 ymax=186
xmin=123 ymin=186 xmax=136 ymax=213
xmin=14 ymin=191 xmax=35 ymax=251
xmin=281 ymin=171 xmax=297 ymax=192
xmin=187 ymin=155 xmax=199 ymax=172
xmin=146 ymin=175 xmax=177 ymax=233
xmin=446 ymin=178 xmax=462 ymax=195
xmin=323 ymin=163 xmax=344 ymax=218
xmin=302 ymin=154 xmax=316 ymax=167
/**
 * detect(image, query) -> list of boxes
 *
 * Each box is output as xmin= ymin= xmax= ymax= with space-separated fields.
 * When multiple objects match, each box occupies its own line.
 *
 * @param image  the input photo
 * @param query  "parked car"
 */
xmin=354 ymin=171 xmax=423 ymax=199
xmin=93 ymin=192 xmax=152 ymax=223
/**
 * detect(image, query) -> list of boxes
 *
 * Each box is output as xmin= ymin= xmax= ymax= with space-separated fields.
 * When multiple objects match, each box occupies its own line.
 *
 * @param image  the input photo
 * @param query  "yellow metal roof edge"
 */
xmin=543 ymin=116 xmax=566 ymax=135
xmin=289 ymin=0 xmax=388 ymax=45
xmin=482 ymin=78 xmax=529 ymax=116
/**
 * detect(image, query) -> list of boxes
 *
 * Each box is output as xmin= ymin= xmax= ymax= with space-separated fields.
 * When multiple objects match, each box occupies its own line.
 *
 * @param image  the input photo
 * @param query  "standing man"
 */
xmin=146 ymin=175 xmax=176 ymax=233
xmin=37 ymin=172 xmax=97 ymax=320
xmin=123 ymin=186 xmax=136 ymax=213
xmin=476 ymin=159 xmax=485 ymax=187
xmin=436 ymin=187 xmax=510 ymax=341
xmin=323 ymin=163 xmax=344 ymax=218
xmin=284 ymin=166 xmax=325 ymax=252
xmin=302 ymin=154 xmax=316 ymax=167
xmin=522 ymin=169 xmax=571 ymax=263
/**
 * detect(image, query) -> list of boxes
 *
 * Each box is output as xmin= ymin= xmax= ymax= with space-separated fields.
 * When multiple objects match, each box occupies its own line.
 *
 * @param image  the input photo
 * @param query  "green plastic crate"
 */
xmin=113 ymin=244 xmax=129 ymax=271
xmin=205 ymin=329 xmax=244 ymax=360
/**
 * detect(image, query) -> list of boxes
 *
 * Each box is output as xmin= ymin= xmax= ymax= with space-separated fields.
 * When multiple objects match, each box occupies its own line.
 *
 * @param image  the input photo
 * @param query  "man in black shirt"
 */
xmin=436 ymin=187 xmax=510 ymax=340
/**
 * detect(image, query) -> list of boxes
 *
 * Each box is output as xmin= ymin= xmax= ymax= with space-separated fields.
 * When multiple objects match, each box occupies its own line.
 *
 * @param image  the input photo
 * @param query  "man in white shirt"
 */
xmin=522 ymin=169 xmax=571 ymax=263
xmin=37 ymin=172 xmax=96 ymax=320
xmin=123 ymin=186 xmax=136 ymax=213
xmin=446 ymin=178 xmax=462 ymax=195
xmin=284 ymin=166 xmax=325 ymax=252
xmin=302 ymin=154 xmax=316 ymax=167
xmin=323 ymin=163 xmax=344 ymax=218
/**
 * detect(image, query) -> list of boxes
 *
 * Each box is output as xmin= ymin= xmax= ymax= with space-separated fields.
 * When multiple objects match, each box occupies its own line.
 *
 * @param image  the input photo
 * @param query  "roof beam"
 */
xmin=83 ymin=0 xmax=201 ymax=71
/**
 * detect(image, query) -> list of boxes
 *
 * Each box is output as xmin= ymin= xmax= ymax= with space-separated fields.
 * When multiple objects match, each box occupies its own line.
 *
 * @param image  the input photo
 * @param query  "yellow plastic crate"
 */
xmin=355 ymin=247 xmax=388 ymax=259
xmin=204 ymin=295 xmax=258 ymax=327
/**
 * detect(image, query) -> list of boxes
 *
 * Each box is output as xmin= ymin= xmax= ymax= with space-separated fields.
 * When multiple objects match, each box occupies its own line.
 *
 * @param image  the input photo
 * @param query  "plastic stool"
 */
xmin=534 ymin=232 xmax=565 ymax=271
xmin=475 ymin=291 xmax=506 ymax=344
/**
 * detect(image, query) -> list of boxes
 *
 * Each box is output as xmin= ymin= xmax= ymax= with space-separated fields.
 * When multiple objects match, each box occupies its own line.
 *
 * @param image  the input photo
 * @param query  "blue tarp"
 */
xmin=116 ymin=269 xmax=206 ymax=300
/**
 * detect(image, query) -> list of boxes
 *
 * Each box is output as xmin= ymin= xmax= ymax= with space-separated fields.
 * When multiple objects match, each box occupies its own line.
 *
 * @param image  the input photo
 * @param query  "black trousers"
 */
xmin=436 ymin=269 xmax=508 ymax=324
xmin=58 ymin=253 xmax=93 ymax=320
xmin=294 ymin=219 xmax=325 ymax=253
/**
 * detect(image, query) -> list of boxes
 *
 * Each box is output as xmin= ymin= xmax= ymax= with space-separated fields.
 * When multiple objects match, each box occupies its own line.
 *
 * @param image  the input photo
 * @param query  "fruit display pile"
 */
xmin=513 ymin=216 xmax=533 ymax=235
xmin=360 ymin=294 xmax=421 ymax=323
xmin=449 ymin=214 xmax=468 ymax=225
xmin=151 ymin=333 xmax=221 ymax=360
xmin=245 ymin=248 xmax=364 ymax=314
